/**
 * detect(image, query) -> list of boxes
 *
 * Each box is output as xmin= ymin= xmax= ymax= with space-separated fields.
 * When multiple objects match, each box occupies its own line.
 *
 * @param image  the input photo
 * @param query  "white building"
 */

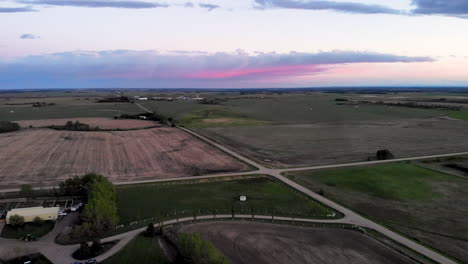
xmin=6 ymin=206 xmax=60 ymax=224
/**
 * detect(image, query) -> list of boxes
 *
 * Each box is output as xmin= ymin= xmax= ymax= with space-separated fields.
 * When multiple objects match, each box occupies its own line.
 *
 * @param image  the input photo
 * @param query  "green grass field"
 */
xmin=101 ymin=235 xmax=169 ymax=264
xmin=116 ymin=176 xmax=337 ymax=224
xmin=309 ymin=163 xmax=447 ymax=201
xmin=446 ymin=108 xmax=468 ymax=121
xmin=287 ymin=163 xmax=468 ymax=263
xmin=0 ymin=221 xmax=54 ymax=239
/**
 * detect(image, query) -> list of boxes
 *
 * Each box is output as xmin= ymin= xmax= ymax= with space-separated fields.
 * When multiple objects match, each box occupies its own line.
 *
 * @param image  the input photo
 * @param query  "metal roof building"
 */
xmin=6 ymin=206 xmax=60 ymax=224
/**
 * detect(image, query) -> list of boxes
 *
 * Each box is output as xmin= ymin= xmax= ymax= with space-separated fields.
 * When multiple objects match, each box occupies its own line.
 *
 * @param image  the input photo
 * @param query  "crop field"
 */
xmin=0 ymin=128 xmax=249 ymax=188
xmin=15 ymin=118 xmax=158 ymax=130
xmin=178 ymin=222 xmax=416 ymax=264
xmin=116 ymin=176 xmax=336 ymax=224
xmin=198 ymin=118 xmax=468 ymax=167
xmin=0 ymin=93 xmax=142 ymax=121
xmin=286 ymin=163 xmax=468 ymax=263
xmin=137 ymin=93 xmax=468 ymax=167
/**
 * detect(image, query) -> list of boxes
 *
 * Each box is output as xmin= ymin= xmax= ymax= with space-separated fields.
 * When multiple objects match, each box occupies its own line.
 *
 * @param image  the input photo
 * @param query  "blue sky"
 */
xmin=1 ymin=0 xmax=468 ymax=88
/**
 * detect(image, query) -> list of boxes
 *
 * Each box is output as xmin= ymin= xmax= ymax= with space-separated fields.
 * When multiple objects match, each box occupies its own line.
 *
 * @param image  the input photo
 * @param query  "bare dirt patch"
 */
xmin=0 ymin=128 xmax=249 ymax=188
xmin=15 ymin=118 xmax=158 ymax=130
xmin=178 ymin=222 xmax=416 ymax=264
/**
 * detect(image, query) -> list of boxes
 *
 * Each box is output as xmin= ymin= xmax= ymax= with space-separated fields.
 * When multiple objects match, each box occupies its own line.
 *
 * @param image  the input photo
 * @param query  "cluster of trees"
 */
xmin=0 ymin=121 xmax=20 ymax=133
xmin=116 ymin=112 xmax=174 ymax=125
xmin=97 ymin=96 xmax=130 ymax=103
xmin=32 ymin=102 xmax=55 ymax=107
xmin=50 ymin=121 xmax=100 ymax=131
xmin=59 ymin=173 xmax=103 ymax=197
xmin=364 ymin=101 xmax=461 ymax=111
xmin=177 ymin=232 xmax=230 ymax=264
xmin=73 ymin=174 xmax=118 ymax=239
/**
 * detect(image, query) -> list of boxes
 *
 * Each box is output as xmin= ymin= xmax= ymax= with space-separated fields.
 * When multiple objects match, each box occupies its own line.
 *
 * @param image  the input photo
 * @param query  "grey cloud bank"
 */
xmin=0 ymin=50 xmax=433 ymax=88
xmin=0 ymin=6 xmax=36 ymax=12
xmin=20 ymin=34 xmax=40 ymax=39
xmin=19 ymin=0 xmax=168 ymax=9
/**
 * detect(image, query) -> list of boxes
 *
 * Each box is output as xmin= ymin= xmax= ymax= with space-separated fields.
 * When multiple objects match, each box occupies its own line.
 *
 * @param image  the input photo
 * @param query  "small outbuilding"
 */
xmin=6 ymin=206 xmax=60 ymax=224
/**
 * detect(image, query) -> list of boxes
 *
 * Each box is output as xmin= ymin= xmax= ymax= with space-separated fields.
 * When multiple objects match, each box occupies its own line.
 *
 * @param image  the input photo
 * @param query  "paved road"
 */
xmin=0 ymin=126 xmax=462 ymax=264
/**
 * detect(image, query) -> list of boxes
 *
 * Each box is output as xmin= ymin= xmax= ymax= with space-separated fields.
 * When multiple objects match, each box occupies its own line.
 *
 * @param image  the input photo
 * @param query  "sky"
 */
xmin=1 ymin=0 xmax=468 ymax=89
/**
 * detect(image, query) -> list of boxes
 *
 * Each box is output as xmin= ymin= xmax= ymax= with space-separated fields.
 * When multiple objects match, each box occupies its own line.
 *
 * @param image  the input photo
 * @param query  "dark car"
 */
xmin=85 ymin=259 xmax=97 ymax=264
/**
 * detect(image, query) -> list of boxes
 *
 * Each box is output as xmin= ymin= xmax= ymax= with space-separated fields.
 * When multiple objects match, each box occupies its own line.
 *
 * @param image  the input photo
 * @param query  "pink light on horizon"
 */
xmin=185 ymin=64 xmax=324 ymax=79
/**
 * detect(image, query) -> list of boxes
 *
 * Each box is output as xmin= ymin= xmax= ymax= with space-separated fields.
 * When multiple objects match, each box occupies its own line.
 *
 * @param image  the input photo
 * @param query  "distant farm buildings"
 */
xmin=6 ymin=206 xmax=60 ymax=224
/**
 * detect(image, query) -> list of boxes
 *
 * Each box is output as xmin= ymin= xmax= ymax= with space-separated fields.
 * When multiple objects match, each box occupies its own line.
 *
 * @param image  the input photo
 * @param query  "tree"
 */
xmin=144 ymin=223 xmax=155 ymax=237
xmin=81 ymin=175 xmax=118 ymax=234
xmin=19 ymin=184 xmax=34 ymax=199
xmin=33 ymin=216 xmax=43 ymax=225
xmin=9 ymin=214 xmax=25 ymax=227
xmin=376 ymin=149 xmax=394 ymax=160
xmin=91 ymin=239 xmax=103 ymax=254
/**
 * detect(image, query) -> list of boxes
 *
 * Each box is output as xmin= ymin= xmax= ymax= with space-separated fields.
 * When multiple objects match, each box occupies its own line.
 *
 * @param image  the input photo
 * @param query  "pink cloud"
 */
xmin=185 ymin=64 xmax=325 ymax=79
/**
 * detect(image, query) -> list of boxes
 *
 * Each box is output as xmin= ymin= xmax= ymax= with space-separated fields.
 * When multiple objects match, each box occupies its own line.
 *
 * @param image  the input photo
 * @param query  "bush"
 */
xmin=177 ymin=232 xmax=230 ymax=264
xmin=0 ymin=121 xmax=20 ymax=133
xmin=9 ymin=214 xmax=25 ymax=227
xmin=144 ymin=223 xmax=155 ymax=237
xmin=20 ymin=184 xmax=34 ymax=199
xmin=376 ymin=149 xmax=394 ymax=160
xmin=33 ymin=216 xmax=43 ymax=225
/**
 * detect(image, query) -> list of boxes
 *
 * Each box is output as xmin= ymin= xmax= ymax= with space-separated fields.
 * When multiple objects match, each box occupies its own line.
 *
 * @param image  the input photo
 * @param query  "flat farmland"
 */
xmin=0 ymin=128 xmax=249 ymax=188
xmin=15 ymin=118 xmax=159 ymax=130
xmin=196 ymin=118 xmax=468 ymax=167
xmin=178 ymin=222 xmax=417 ymax=264
xmin=286 ymin=163 xmax=468 ymax=263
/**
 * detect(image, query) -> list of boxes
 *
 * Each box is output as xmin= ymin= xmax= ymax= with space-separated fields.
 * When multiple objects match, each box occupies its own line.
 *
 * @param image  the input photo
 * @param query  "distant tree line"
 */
xmin=49 ymin=121 xmax=100 ymax=131
xmin=32 ymin=102 xmax=55 ymax=107
xmin=116 ymin=112 xmax=174 ymax=126
xmin=0 ymin=121 xmax=20 ymax=133
xmin=97 ymin=96 xmax=130 ymax=103
xmin=362 ymin=101 xmax=461 ymax=111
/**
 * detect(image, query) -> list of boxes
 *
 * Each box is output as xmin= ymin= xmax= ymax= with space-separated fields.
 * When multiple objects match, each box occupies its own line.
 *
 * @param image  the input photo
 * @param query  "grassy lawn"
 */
xmin=0 ymin=221 xmax=55 ymax=239
xmin=446 ymin=108 xmax=468 ymax=121
xmin=101 ymin=235 xmax=169 ymax=264
xmin=286 ymin=163 xmax=468 ymax=263
xmin=116 ymin=176 xmax=337 ymax=224
xmin=310 ymin=163 xmax=446 ymax=201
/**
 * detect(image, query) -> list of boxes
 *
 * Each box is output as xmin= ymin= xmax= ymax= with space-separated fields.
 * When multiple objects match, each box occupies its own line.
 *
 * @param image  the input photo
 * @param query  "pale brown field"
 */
xmin=0 ymin=128 xmax=249 ymax=188
xmin=15 ymin=118 xmax=158 ymax=130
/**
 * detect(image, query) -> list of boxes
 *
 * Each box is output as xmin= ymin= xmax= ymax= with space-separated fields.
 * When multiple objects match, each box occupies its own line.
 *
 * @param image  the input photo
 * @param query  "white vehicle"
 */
xmin=58 ymin=210 xmax=68 ymax=216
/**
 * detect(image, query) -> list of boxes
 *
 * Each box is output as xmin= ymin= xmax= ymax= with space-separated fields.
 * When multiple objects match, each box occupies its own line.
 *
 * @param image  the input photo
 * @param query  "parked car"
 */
xmin=59 ymin=210 xmax=68 ymax=216
xmin=71 ymin=262 xmax=83 ymax=264
xmin=85 ymin=259 xmax=97 ymax=264
xmin=21 ymin=256 xmax=31 ymax=264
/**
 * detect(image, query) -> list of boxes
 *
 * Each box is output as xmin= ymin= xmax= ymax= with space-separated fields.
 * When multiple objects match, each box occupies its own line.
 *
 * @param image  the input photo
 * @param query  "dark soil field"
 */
xmin=0 ymin=128 xmax=249 ymax=188
xmin=287 ymin=163 xmax=468 ymax=263
xmin=178 ymin=222 xmax=416 ymax=264
xmin=197 ymin=118 xmax=468 ymax=167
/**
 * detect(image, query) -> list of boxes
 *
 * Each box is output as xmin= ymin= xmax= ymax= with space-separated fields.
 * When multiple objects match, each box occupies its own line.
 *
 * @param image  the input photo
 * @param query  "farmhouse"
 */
xmin=6 ymin=206 xmax=60 ymax=224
